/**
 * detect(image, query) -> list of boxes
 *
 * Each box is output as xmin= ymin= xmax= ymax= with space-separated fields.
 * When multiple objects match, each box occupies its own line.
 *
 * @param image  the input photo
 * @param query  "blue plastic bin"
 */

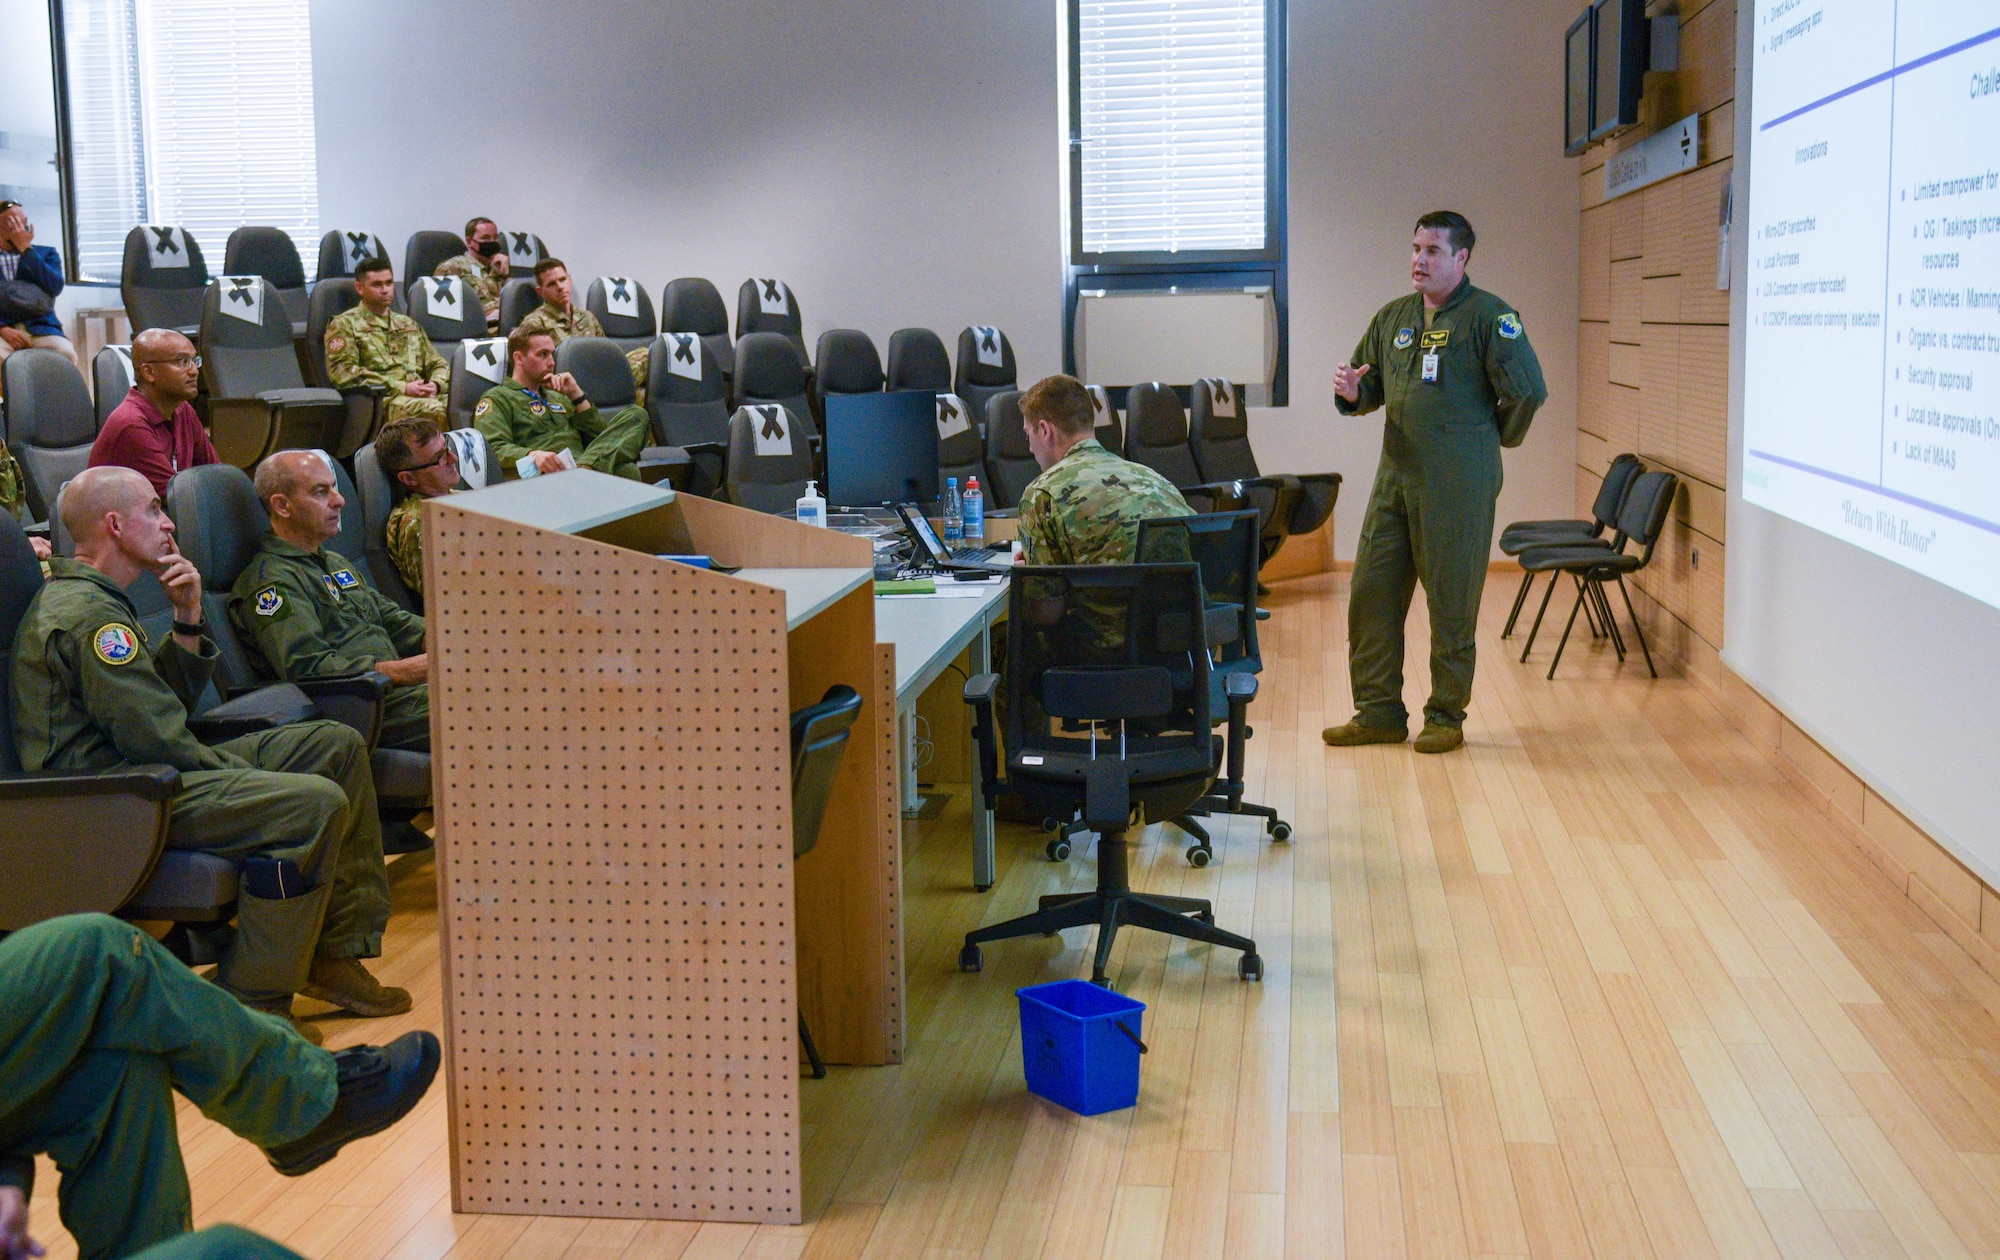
xmin=1017 ymin=980 xmax=1147 ymax=1115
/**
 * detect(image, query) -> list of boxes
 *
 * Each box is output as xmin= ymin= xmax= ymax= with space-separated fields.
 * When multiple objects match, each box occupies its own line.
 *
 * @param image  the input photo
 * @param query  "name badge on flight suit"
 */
xmin=1420 ymin=329 xmax=1449 ymax=384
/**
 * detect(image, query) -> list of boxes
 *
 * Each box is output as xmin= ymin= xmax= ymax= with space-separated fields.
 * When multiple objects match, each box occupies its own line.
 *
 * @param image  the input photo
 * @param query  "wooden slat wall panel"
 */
xmin=1605 ymin=384 xmax=1640 ymax=454
xmin=1578 ymin=322 xmax=1610 ymax=437
xmin=1678 ymin=325 xmax=1730 ymax=487
xmin=1581 ymin=207 xmax=1612 ymax=321
xmin=1679 ymin=0 xmax=1738 ymax=117
xmin=1678 ymin=160 xmax=1735 ymax=325
xmin=1609 ymin=259 xmax=1644 ymax=343
xmin=1639 ymin=326 xmax=1682 ymax=472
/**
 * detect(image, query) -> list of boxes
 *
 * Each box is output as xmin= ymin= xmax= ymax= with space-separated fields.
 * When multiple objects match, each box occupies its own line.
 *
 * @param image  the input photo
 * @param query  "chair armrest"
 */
xmin=1203 ymin=605 xmax=1241 ymax=648
xmin=679 ymin=441 xmax=727 ymax=457
xmin=1184 ymin=480 xmax=1247 ymax=510
xmin=293 ymin=674 xmax=390 ymax=746
xmin=188 ymin=681 xmax=319 ymax=743
xmin=0 ymin=764 xmax=180 ymax=802
xmin=1224 ymin=672 xmax=1258 ymax=702
xmin=1255 ymin=608 xmax=1270 ymax=621
xmin=963 ymin=673 xmax=1002 ymax=801
xmin=340 ymin=384 xmax=388 ymax=399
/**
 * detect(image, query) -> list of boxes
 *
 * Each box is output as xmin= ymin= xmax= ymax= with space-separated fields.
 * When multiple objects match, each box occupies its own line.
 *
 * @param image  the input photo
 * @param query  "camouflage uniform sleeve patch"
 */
xmin=474 ymin=398 xmax=492 ymax=418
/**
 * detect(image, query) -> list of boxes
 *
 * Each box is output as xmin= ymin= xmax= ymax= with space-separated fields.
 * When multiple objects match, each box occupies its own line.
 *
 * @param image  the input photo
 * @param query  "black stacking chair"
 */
xmin=936 ymin=393 xmax=985 ymax=491
xmin=959 ymin=563 xmax=1263 ymax=986
xmin=1136 ymin=510 xmax=1288 ymax=863
xmin=886 ymin=328 xmax=952 ymax=392
xmin=1499 ymin=453 xmax=1643 ymax=638
xmin=661 ymin=278 xmax=734 ymax=384
xmin=648 ymin=333 xmax=732 ymax=496
xmin=222 ymin=226 xmax=310 ymax=336
xmin=120 ymin=225 xmax=210 ymax=336
xmin=725 ymin=404 xmax=815 ymax=513
xmin=199 ymin=277 xmax=344 ymax=467
xmin=982 ymin=391 xmax=1039 ymax=509
xmin=791 ymin=684 xmax=863 ymax=1077
xmin=955 ymin=326 xmax=1017 ymax=421
xmin=2 ymin=348 xmax=99 ymax=522
xmin=810 ymin=329 xmax=884 ymax=424
xmin=1517 ymin=470 xmax=1679 ymax=679
xmin=736 ymin=278 xmax=808 ymax=367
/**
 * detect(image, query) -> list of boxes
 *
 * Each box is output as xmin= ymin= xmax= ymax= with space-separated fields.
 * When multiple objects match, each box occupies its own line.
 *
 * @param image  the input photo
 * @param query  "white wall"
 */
xmin=310 ymin=0 xmax=1579 ymax=559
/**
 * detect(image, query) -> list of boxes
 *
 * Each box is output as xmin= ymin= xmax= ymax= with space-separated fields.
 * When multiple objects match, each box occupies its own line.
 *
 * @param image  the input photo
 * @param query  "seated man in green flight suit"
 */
xmin=228 ymin=451 xmax=429 ymax=754
xmin=10 ymin=467 xmax=406 ymax=1042
xmin=472 ymin=326 xmax=650 ymax=480
xmin=0 ymin=914 xmax=438 ymax=1260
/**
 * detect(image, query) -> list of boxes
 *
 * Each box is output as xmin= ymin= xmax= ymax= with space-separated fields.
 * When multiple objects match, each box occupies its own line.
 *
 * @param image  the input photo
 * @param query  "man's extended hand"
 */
xmin=157 ymin=550 xmax=204 ymax=624
xmin=373 ymin=654 xmax=428 ymax=686
xmin=402 ymin=381 xmax=439 ymax=398
xmin=529 ymin=451 xmax=569 ymax=476
xmin=489 ymin=252 xmax=510 ymax=279
xmin=28 ymin=536 xmax=50 ymax=562
xmin=0 ymin=328 xmax=30 ymax=351
xmin=1333 ymin=362 xmax=1372 ymax=403
xmin=0 ymin=1186 xmax=46 ymax=1260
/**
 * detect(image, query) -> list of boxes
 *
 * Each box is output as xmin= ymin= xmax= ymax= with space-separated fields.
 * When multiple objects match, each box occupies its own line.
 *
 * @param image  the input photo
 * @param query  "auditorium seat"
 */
xmin=500 ymin=230 xmax=548 ymax=274
xmin=886 ymin=328 xmax=952 ymax=392
xmin=586 ymin=276 xmax=658 ymax=352
xmin=1188 ymin=377 xmax=1307 ymax=566
xmin=120 ymin=225 xmax=210 ymax=336
xmin=497 ymin=278 xmax=539 ymax=335
xmin=222 ymin=226 xmax=309 ymax=336
xmin=810 ymin=328 xmax=883 ymax=423
xmin=316 ymin=229 xmax=390 ymax=286
xmin=1125 ymin=381 xmax=1235 ymax=513
xmin=648 ymin=332 xmax=731 ymax=496
xmin=305 ymin=278 xmax=387 ymax=456
xmin=351 ymin=444 xmax=421 ymax=611
xmin=92 ymin=346 xmax=134 ymax=429
xmin=198 ymin=276 xmax=344 ymax=467
xmin=662 ymin=277 xmax=734 ymax=382
xmin=735 ymin=278 xmax=809 ymax=366
xmin=726 ymin=404 xmax=815 ymax=513
xmin=448 ymin=337 xmax=510 ymax=430
xmin=955 ymin=325 xmax=1017 ymax=421
xmin=1086 ymin=384 xmax=1121 ymax=455
xmin=402 ymin=230 xmax=463 ymax=285
xmin=982 ymin=390 xmax=1037 ymax=509
xmin=936 ymin=393 xmax=985 ymax=491
xmin=406 ymin=275 xmax=486 ymax=361
xmin=1 ymin=349 xmax=99 ymax=522
xmin=555 ymin=336 xmax=643 ymax=415
xmin=734 ymin=332 xmax=817 ymax=440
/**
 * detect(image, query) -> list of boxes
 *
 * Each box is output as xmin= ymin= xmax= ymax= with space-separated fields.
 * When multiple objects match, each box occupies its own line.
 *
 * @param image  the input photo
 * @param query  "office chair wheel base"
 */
xmin=1041 ymin=818 xmax=1062 ymax=833
xmin=1186 ymin=845 xmax=1212 ymax=868
xmin=958 ymin=944 xmax=983 ymax=973
xmin=1239 ymin=953 xmax=1264 ymax=982
xmin=1270 ymin=820 xmax=1292 ymax=842
xmin=1046 ymin=838 xmax=1072 ymax=862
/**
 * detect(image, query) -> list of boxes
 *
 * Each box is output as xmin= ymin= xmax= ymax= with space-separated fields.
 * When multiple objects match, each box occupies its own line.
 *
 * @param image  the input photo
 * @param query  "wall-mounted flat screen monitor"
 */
xmin=1589 ymin=0 xmax=1646 ymax=141
xmin=1564 ymin=8 xmax=1594 ymax=156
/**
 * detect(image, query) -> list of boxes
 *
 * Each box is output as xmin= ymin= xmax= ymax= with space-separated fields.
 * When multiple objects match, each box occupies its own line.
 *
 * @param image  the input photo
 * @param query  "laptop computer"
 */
xmin=895 ymin=502 xmax=1013 ymax=573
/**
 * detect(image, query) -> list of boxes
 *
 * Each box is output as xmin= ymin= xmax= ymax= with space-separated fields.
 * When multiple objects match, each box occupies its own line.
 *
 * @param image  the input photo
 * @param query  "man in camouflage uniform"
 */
xmin=514 ymin=258 xmax=649 ymax=392
xmin=9 ymin=467 xmax=405 ymax=1042
xmin=228 ymin=452 xmax=429 ymax=753
xmin=475 ymin=327 xmax=649 ymax=480
xmin=373 ymin=418 xmax=459 ymax=599
xmin=324 ymin=257 xmax=448 ymax=426
xmin=1016 ymin=374 xmax=1193 ymax=566
xmin=431 ymin=217 xmax=509 ymax=331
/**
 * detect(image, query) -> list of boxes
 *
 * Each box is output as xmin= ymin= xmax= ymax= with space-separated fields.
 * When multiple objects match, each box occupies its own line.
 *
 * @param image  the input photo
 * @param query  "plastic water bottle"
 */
xmin=943 ymin=477 xmax=964 ymax=549
xmin=963 ymin=477 xmax=985 ymax=547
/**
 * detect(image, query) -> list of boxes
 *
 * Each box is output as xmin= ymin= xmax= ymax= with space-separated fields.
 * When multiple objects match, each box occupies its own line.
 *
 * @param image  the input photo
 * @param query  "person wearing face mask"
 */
xmin=9 ymin=466 xmax=404 ymax=1042
xmin=431 ymin=216 xmax=510 ymax=331
xmin=228 ymin=451 xmax=430 ymax=755
xmin=472 ymin=327 xmax=649 ymax=480
xmin=88 ymin=328 xmax=222 ymax=497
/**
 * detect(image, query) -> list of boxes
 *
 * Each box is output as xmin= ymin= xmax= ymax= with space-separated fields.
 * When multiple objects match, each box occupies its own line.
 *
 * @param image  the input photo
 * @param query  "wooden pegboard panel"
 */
xmin=875 ymin=641 xmax=903 ymax=1063
xmin=426 ymin=503 xmax=801 ymax=1223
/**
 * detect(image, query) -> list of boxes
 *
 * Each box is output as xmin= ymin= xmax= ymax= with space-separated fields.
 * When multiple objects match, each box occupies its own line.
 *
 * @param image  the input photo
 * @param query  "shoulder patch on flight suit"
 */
xmin=332 ymin=569 xmax=360 ymax=589
xmin=253 ymin=585 xmax=286 ymax=617
xmin=93 ymin=623 xmax=139 ymax=665
xmin=1393 ymin=328 xmax=1414 ymax=350
xmin=1497 ymin=312 xmax=1524 ymax=339
xmin=321 ymin=573 xmax=341 ymax=598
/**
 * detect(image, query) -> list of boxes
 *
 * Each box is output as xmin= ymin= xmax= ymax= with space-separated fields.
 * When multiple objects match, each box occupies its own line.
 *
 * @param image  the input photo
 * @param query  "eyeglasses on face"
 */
xmin=136 ymin=354 xmax=201 ymax=370
xmin=395 ymin=444 xmax=459 ymax=475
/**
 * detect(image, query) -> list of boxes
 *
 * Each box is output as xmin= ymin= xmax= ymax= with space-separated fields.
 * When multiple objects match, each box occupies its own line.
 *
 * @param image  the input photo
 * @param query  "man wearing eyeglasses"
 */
xmin=89 ymin=327 xmax=221 ymax=496
xmin=372 ymin=418 xmax=458 ymax=598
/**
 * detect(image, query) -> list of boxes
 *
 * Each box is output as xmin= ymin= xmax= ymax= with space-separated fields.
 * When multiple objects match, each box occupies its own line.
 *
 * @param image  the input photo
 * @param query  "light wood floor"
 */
xmin=32 ymin=572 xmax=2000 ymax=1259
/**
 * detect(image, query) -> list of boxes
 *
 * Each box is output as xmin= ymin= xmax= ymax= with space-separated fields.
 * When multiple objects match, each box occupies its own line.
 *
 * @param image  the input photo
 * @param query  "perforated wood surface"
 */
xmin=426 ymin=502 xmax=801 ymax=1222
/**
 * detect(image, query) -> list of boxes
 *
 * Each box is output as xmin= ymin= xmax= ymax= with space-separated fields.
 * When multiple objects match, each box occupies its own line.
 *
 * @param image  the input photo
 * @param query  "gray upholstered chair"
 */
xmin=448 ymin=337 xmax=511 ymax=431
xmin=351 ymin=444 xmax=421 ymax=612
xmin=1086 ymin=384 xmax=1122 ymax=456
xmin=886 ymin=328 xmax=952 ymax=393
xmin=402 ymin=231 xmax=463 ymax=287
xmin=955 ymin=326 xmax=1017 ymax=421
xmin=93 ymin=345 xmax=136 ymax=429
xmin=734 ymin=332 xmax=817 ymax=440
xmin=199 ymin=277 xmax=344 ymax=468
xmin=725 ymin=404 xmax=815 ymax=513
xmin=662 ymin=277 xmax=734 ymax=381
xmin=735 ymin=278 xmax=808 ymax=367
xmin=497 ymin=278 xmax=539 ymax=335
xmin=936 ymin=393 xmax=986 ymax=492
xmin=223 ymin=226 xmax=309 ymax=336
xmin=648 ymin=333 xmax=731 ymax=496
xmin=304 ymin=278 xmax=387 ymax=457
xmin=1125 ymin=382 xmax=1239 ymax=513
xmin=406 ymin=274 xmax=487 ymax=365
xmin=982 ymin=390 xmax=1037 ymax=510
xmin=810 ymin=328 xmax=883 ymax=423
xmin=1189 ymin=376 xmax=1339 ymax=565
xmin=316 ymin=229 xmax=390 ymax=285
xmin=586 ymin=277 xmax=657 ymax=352
xmin=2 ymin=348 xmax=99 ymax=522
xmin=120 ymin=225 xmax=210 ymax=336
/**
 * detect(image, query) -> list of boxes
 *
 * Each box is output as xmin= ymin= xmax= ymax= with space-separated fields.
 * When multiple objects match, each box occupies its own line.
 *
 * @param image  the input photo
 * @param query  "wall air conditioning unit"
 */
xmin=1074 ymin=287 xmax=1277 ymax=405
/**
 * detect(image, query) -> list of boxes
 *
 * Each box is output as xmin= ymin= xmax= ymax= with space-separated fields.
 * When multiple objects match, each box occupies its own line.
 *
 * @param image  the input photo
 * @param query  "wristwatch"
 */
xmin=172 ymin=617 xmax=204 ymax=637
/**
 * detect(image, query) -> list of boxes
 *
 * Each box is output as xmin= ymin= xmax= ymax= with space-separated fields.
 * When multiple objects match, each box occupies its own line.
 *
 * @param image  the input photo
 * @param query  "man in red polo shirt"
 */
xmin=88 ymin=328 xmax=221 ymax=495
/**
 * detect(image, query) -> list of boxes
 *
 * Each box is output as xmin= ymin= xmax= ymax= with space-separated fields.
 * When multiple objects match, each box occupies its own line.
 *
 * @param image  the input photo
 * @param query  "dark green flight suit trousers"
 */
xmin=0 ymin=915 xmax=335 ymax=1260
xmin=1337 ymin=277 xmax=1548 ymax=731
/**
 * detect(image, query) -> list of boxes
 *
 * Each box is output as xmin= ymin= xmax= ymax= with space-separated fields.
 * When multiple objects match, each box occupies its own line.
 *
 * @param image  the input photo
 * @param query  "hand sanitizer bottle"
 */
xmin=796 ymin=479 xmax=826 ymax=528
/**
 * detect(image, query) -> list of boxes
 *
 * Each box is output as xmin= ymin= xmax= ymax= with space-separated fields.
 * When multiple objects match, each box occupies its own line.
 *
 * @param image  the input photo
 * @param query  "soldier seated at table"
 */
xmin=228 ymin=451 xmax=430 ymax=753
xmin=473 ymin=328 xmax=649 ymax=480
xmin=324 ymin=257 xmax=448 ymax=426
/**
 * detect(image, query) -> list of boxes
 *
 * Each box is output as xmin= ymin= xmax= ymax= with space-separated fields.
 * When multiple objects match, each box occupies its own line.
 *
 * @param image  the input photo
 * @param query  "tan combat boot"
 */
xmin=1413 ymin=724 xmax=1465 ymax=754
xmin=303 ymin=957 xmax=413 ymax=1018
xmin=1322 ymin=720 xmax=1408 ymax=747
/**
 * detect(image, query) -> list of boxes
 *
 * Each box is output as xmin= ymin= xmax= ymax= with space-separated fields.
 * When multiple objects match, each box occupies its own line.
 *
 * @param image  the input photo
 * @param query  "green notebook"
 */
xmin=874 ymin=577 xmax=937 ymax=596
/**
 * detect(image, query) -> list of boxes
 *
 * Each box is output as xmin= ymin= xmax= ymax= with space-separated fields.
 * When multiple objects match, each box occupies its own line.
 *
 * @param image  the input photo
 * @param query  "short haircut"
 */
xmin=0 ymin=200 xmax=20 ymax=215
xmin=353 ymin=256 xmax=393 ymax=282
xmin=464 ymin=216 xmax=496 ymax=239
xmin=375 ymin=417 xmax=442 ymax=474
xmin=1019 ymin=374 xmax=1095 ymax=438
xmin=507 ymin=326 xmax=553 ymax=361
xmin=1415 ymin=210 xmax=1475 ymax=256
xmin=534 ymin=257 xmax=567 ymax=282
xmin=252 ymin=450 xmax=325 ymax=510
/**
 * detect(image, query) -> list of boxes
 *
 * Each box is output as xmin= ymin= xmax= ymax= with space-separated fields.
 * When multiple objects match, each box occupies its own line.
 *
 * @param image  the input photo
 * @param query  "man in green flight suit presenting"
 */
xmin=1323 ymin=211 xmax=1547 ymax=755
xmin=473 ymin=326 xmax=650 ymax=480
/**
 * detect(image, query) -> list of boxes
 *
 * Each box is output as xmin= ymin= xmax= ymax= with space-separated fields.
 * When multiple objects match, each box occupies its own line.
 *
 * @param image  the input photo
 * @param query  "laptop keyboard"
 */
xmin=951 ymin=545 xmax=1006 ymax=565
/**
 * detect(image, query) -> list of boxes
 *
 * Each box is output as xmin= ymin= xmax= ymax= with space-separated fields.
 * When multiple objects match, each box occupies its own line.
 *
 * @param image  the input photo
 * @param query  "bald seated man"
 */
xmin=229 ymin=451 xmax=430 ymax=753
xmin=88 ymin=328 xmax=222 ymax=497
xmin=8 ymin=467 xmax=408 ymax=1042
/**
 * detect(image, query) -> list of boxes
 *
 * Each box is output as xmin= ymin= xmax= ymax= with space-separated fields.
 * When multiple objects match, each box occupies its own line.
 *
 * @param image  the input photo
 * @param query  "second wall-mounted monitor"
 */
xmin=1564 ymin=7 xmax=1595 ymax=156
xmin=1590 ymin=0 xmax=1648 ymax=141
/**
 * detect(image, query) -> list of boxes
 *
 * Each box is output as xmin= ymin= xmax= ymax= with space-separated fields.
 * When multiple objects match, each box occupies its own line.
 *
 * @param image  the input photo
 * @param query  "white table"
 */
xmin=875 ymin=577 xmax=1010 ymax=889
xmin=733 ymin=567 xmax=876 ymax=629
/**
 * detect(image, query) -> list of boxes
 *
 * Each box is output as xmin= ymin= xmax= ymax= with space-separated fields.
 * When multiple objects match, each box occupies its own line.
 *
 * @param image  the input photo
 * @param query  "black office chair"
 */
xmin=960 ymin=563 xmax=1263 ymax=987
xmin=886 ymin=328 xmax=952 ymax=392
xmin=1137 ymin=510 xmax=1288 ymax=864
xmin=1499 ymin=453 xmax=1643 ymax=638
xmin=661 ymin=278 xmax=734 ymax=385
xmin=1517 ymin=470 xmax=1679 ymax=680
xmin=1085 ymin=385 xmax=1122 ymax=456
xmin=648 ymin=332 xmax=731 ymax=496
xmin=983 ymin=391 xmax=1038 ymax=509
xmin=790 ymin=684 xmax=864 ymax=1078
xmin=955 ymin=326 xmax=1017 ymax=421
